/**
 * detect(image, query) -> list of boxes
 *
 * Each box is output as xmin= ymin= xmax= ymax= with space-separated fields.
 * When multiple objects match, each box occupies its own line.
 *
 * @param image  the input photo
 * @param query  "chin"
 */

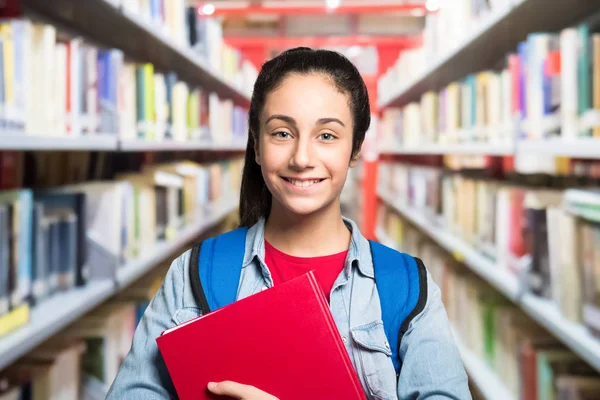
xmin=279 ymin=197 xmax=337 ymax=217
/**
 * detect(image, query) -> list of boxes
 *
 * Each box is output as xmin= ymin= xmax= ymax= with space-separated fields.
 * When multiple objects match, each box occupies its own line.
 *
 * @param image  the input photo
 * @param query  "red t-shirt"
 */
xmin=264 ymin=240 xmax=348 ymax=302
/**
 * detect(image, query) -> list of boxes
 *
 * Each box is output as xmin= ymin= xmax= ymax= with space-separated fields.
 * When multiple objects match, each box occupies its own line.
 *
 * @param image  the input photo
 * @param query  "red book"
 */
xmin=156 ymin=272 xmax=366 ymax=400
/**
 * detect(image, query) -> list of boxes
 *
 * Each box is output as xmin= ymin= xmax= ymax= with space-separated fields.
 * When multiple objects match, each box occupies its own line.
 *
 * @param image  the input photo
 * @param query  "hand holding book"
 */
xmin=207 ymin=381 xmax=279 ymax=400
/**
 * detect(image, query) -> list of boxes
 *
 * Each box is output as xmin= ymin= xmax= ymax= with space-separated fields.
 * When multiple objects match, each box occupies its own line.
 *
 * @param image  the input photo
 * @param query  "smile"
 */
xmin=282 ymin=177 xmax=326 ymax=188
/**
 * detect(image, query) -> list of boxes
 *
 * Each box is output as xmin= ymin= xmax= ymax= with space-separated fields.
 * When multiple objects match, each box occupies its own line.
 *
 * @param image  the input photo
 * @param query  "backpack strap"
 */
xmin=188 ymin=227 xmax=248 ymax=314
xmin=369 ymin=240 xmax=428 ymax=375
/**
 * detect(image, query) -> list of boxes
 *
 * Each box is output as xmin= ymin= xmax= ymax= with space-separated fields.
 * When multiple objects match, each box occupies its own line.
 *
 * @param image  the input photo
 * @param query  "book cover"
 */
xmin=135 ymin=64 xmax=146 ymax=139
xmin=0 ymin=204 xmax=8 ymax=315
xmin=35 ymin=191 xmax=88 ymax=287
xmin=578 ymin=24 xmax=592 ymax=137
xmin=157 ymin=272 xmax=366 ymax=400
xmin=593 ymin=34 xmax=600 ymax=137
xmin=30 ymin=202 xmax=48 ymax=304
xmin=0 ymin=190 xmax=32 ymax=310
xmin=10 ymin=20 xmax=27 ymax=133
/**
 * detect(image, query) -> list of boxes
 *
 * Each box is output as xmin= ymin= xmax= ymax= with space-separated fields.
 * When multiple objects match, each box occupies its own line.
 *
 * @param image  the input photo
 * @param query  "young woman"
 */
xmin=107 ymin=47 xmax=471 ymax=400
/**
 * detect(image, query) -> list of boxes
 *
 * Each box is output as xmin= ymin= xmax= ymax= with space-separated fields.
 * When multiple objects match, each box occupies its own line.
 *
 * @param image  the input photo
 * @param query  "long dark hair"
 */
xmin=239 ymin=47 xmax=371 ymax=227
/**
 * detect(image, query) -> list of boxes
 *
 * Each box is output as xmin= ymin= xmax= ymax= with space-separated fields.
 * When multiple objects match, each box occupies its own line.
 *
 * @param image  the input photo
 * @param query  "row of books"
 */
xmin=120 ymin=63 xmax=248 ymax=145
xmin=378 ymin=160 xmax=600 ymax=347
xmin=379 ymin=0 xmax=516 ymax=102
xmin=378 ymin=16 xmax=600 ymax=148
xmin=0 ymin=260 xmax=170 ymax=399
xmin=0 ymin=18 xmax=250 ymax=145
xmin=0 ymin=157 xmax=243 ymax=331
xmin=116 ymin=0 xmax=258 ymax=95
xmin=378 ymin=205 xmax=600 ymax=399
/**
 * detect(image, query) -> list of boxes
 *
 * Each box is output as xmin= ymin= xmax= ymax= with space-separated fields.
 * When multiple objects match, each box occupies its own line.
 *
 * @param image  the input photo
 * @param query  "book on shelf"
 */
xmin=0 ymin=14 xmax=255 ymax=146
xmin=378 ymin=12 xmax=600 ymax=165
xmin=378 ymin=205 xmax=600 ymax=398
xmin=378 ymin=160 xmax=600 ymax=344
xmin=4 ymin=338 xmax=86 ymax=400
xmin=0 ymin=157 xmax=241 ymax=340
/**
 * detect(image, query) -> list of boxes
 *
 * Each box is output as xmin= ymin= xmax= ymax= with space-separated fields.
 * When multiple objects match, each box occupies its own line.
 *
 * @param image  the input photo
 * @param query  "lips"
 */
xmin=282 ymin=177 xmax=326 ymax=188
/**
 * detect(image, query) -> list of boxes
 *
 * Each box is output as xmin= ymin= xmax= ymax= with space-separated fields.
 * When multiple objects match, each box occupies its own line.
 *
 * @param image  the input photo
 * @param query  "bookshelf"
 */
xmin=379 ymin=0 xmax=600 ymax=109
xmin=0 ymin=135 xmax=119 ymax=151
xmin=116 ymin=200 xmax=238 ymax=287
xmin=517 ymin=138 xmax=600 ymax=159
xmin=0 ymin=200 xmax=238 ymax=371
xmin=0 ymin=138 xmax=248 ymax=152
xmin=452 ymin=329 xmax=516 ymax=400
xmin=375 ymin=228 xmax=515 ymax=400
xmin=21 ymin=0 xmax=252 ymax=106
xmin=377 ymin=187 xmax=600 ymax=373
xmin=379 ymin=143 xmax=514 ymax=156
xmin=118 ymin=139 xmax=247 ymax=152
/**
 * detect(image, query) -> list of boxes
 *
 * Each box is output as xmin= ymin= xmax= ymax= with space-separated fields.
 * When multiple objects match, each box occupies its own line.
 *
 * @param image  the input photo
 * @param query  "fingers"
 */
xmin=207 ymin=381 xmax=279 ymax=400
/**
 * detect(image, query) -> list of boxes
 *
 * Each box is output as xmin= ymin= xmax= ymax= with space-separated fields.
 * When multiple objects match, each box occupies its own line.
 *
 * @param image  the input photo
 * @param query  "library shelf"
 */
xmin=0 ymin=201 xmax=237 ymax=370
xmin=377 ymin=188 xmax=520 ymax=301
xmin=517 ymin=138 xmax=600 ymax=159
xmin=0 ymin=279 xmax=114 ymax=370
xmin=116 ymin=200 xmax=238 ymax=288
xmin=375 ymin=228 xmax=516 ymax=400
xmin=379 ymin=0 xmax=600 ymax=109
xmin=20 ymin=0 xmax=251 ymax=107
xmin=0 ymin=135 xmax=118 ymax=151
xmin=377 ymin=188 xmax=600 ymax=373
xmin=379 ymin=143 xmax=514 ymax=156
xmin=520 ymin=294 xmax=600 ymax=372
xmin=118 ymin=139 xmax=247 ymax=152
xmin=452 ymin=329 xmax=516 ymax=400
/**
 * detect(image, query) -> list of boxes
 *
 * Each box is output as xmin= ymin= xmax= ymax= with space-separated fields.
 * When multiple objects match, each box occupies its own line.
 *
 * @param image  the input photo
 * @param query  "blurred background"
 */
xmin=1 ymin=0 xmax=600 ymax=398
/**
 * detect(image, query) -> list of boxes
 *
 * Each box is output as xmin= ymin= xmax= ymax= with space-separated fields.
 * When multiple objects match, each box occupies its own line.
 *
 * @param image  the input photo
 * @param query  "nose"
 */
xmin=289 ymin=136 xmax=315 ymax=171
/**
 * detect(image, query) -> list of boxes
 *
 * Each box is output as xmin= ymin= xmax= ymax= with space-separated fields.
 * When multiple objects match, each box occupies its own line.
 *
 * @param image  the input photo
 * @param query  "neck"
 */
xmin=264 ymin=199 xmax=351 ymax=257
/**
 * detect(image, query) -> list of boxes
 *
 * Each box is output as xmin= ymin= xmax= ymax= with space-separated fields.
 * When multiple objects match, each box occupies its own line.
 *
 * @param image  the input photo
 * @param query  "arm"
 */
xmin=397 ymin=273 xmax=472 ymax=400
xmin=106 ymin=255 xmax=186 ymax=399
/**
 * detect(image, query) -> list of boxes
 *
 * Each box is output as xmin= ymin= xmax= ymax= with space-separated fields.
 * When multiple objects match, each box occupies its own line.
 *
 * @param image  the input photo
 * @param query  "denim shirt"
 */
xmin=107 ymin=217 xmax=471 ymax=400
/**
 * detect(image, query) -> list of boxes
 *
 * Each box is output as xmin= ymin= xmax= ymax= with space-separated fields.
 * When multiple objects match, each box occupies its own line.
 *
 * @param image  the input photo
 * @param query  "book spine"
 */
xmin=0 ymin=204 xmax=8 ymax=315
xmin=135 ymin=64 xmax=146 ymax=139
xmin=593 ymin=35 xmax=600 ymax=137
xmin=578 ymin=24 xmax=592 ymax=137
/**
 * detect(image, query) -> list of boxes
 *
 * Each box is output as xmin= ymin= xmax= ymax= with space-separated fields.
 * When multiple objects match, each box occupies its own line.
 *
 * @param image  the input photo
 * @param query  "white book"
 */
xmin=118 ymin=62 xmax=137 ymax=140
xmin=154 ymin=73 xmax=166 ymax=141
xmin=53 ymin=43 xmax=67 ymax=137
xmin=29 ymin=23 xmax=56 ymax=136
xmin=500 ymin=68 xmax=512 ymax=143
xmin=11 ymin=19 xmax=30 ymax=133
xmin=173 ymin=81 xmax=189 ymax=141
xmin=560 ymin=28 xmax=579 ymax=140
xmin=66 ymin=37 xmax=82 ymax=136
xmin=86 ymin=46 xmax=98 ymax=134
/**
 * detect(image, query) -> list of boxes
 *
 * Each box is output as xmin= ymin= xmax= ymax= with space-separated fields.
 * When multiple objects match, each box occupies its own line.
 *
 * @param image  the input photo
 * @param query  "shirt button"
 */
xmin=342 ymin=336 xmax=347 ymax=343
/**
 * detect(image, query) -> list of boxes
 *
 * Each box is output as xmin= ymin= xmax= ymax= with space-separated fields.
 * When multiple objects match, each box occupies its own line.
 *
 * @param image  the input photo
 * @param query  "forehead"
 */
xmin=262 ymin=73 xmax=352 ymax=125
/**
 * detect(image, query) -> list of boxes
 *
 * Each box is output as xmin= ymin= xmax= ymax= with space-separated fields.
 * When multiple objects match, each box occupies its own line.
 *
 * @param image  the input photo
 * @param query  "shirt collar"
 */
xmin=242 ymin=216 xmax=374 ymax=280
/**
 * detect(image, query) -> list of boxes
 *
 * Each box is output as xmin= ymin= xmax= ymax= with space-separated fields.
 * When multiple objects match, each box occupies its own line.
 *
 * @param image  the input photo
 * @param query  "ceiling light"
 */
xmin=201 ymin=3 xmax=215 ymax=15
xmin=425 ymin=0 xmax=440 ymax=12
xmin=326 ymin=0 xmax=341 ymax=10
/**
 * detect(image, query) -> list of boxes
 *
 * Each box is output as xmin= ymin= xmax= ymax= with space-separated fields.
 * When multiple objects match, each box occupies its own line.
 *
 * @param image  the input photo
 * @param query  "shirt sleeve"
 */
xmin=106 ymin=254 xmax=186 ymax=399
xmin=397 ymin=271 xmax=472 ymax=400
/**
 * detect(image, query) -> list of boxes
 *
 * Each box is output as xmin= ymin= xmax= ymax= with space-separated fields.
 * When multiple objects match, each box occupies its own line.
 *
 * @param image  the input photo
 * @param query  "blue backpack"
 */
xmin=188 ymin=227 xmax=428 ymax=375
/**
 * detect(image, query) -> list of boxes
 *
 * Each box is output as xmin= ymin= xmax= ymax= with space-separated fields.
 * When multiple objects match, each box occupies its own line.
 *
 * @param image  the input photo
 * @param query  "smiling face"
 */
xmin=255 ymin=72 xmax=358 ymax=218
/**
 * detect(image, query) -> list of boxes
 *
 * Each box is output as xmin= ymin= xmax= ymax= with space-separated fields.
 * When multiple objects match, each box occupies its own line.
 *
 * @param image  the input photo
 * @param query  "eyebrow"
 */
xmin=265 ymin=114 xmax=346 ymax=128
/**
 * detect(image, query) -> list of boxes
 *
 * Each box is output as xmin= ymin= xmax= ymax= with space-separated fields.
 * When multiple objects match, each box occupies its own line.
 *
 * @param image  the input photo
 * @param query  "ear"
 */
xmin=349 ymin=151 xmax=360 ymax=168
xmin=253 ymin=134 xmax=261 ymax=165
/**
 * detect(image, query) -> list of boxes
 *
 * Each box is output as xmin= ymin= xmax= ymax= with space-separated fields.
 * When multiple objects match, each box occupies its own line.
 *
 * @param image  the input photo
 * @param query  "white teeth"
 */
xmin=289 ymin=179 xmax=320 ymax=187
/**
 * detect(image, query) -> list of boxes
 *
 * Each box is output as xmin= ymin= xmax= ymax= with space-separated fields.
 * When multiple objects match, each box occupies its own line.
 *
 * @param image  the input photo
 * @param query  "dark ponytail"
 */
xmin=239 ymin=47 xmax=371 ymax=227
